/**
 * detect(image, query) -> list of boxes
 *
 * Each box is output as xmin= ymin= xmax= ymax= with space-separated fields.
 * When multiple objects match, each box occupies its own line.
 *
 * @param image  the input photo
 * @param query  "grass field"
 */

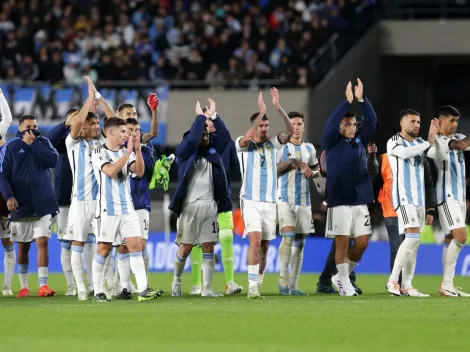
xmin=1 ymin=273 xmax=470 ymax=351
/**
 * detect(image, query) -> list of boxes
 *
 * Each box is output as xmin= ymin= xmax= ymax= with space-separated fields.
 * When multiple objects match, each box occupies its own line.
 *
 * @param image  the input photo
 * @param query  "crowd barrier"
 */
xmin=1 ymin=232 xmax=470 ymax=276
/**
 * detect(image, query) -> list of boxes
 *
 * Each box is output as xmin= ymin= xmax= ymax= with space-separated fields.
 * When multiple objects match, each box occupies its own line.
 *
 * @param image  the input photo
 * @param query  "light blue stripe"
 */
xmin=114 ymin=151 xmax=128 ymax=215
xmin=245 ymin=144 xmax=254 ymax=200
xmin=129 ymin=251 xmax=142 ymax=257
xmin=117 ymin=253 xmax=130 ymax=260
xmin=259 ymin=144 xmax=267 ymax=202
xmin=71 ymin=245 xmax=84 ymax=253
xmin=248 ymin=273 xmax=258 ymax=281
xmin=295 ymin=145 xmax=302 ymax=206
xmin=405 ymin=233 xmax=420 ymax=239
xmin=269 ymin=142 xmax=276 ymax=202
xmin=280 ymin=146 xmax=289 ymax=202
xmin=450 ymin=154 xmax=459 ymax=201
xmin=411 ymin=141 xmax=423 ymax=207
xmin=142 ymin=247 xmax=148 ymax=257
xmin=94 ymin=254 xmax=106 ymax=265
xmin=402 ymin=141 xmax=413 ymax=204
xmin=4 ymin=244 xmax=14 ymax=252
xmin=202 ymin=253 xmax=214 ymax=260
xmin=282 ymin=231 xmax=295 ymax=239
xmin=77 ymin=140 xmax=86 ymax=200
xmin=60 ymin=240 xmax=72 ymax=250
xmin=305 ymin=144 xmax=313 ymax=207
xmin=85 ymin=233 xmax=95 ymax=244
xmin=104 ymin=151 xmax=115 ymax=216
xmin=90 ymin=141 xmax=99 ymax=200
xmin=176 ymin=253 xmax=187 ymax=262
xmin=459 ymin=153 xmax=465 ymax=202
xmin=18 ymin=263 xmax=28 ymax=274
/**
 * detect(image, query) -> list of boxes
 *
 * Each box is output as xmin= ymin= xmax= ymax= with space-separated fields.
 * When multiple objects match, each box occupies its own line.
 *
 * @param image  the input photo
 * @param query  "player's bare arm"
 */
xmin=277 ymin=159 xmax=300 ymax=177
xmin=86 ymin=76 xmax=115 ymax=119
xmin=239 ymin=92 xmax=266 ymax=148
xmin=129 ymin=133 xmax=144 ymax=177
xmin=101 ymin=137 xmax=134 ymax=178
xmin=449 ymin=135 xmax=470 ymax=150
xmin=71 ymin=79 xmax=94 ymax=139
xmin=270 ymin=87 xmax=294 ymax=144
xmin=141 ymin=93 xmax=159 ymax=144
xmin=300 ymin=162 xmax=320 ymax=179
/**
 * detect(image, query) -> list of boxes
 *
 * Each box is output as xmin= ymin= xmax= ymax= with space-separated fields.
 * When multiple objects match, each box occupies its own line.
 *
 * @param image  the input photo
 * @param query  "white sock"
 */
xmin=103 ymin=254 xmax=113 ymax=289
xmin=401 ymin=243 xmax=419 ymax=290
xmin=60 ymin=241 xmax=74 ymax=287
xmin=443 ymin=239 xmax=463 ymax=286
xmin=129 ymin=251 xmax=147 ymax=293
xmin=336 ymin=263 xmax=351 ymax=287
xmin=84 ymin=235 xmax=96 ymax=290
xmin=390 ymin=234 xmax=420 ymax=283
xmin=38 ymin=267 xmax=48 ymax=287
xmin=248 ymin=264 xmax=259 ymax=289
xmin=278 ymin=232 xmax=294 ymax=287
xmin=289 ymin=237 xmax=306 ymax=290
xmin=92 ymin=254 xmax=107 ymax=295
xmin=202 ymin=252 xmax=215 ymax=291
xmin=18 ymin=263 xmax=28 ymax=289
xmin=142 ymin=246 xmax=149 ymax=277
xmin=257 ymin=273 xmax=264 ymax=288
xmin=3 ymin=244 xmax=16 ymax=288
xmin=442 ymin=243 xmax=448 ymax=282
xmin=117 ymin=253 xmax=131 ymax=291
xmin=71 ymin=245 xmax=86 ymax=292
xmin=173 ymin=252 xmax=187 ymax=282
xmin=348 ymin=260 xmax=358 ymax=275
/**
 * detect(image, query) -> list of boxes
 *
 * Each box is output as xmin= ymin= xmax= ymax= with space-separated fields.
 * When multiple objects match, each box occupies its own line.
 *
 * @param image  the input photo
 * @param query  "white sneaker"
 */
xmin=225 ymin=282 xmax=243 ymax=295
xmin=247 ymin=286 xmax=265 ymax=299
xmin=78 ymin=291 xmax=88 ymax=301
xmin=2 ymin=286 xmax=13 ymax=296
xmin=201 ymin=289 xmax=223 ymax=297
xmin=455 ymin=287 xmax=470 ymax=297
xmin=401 ymin=287 xmax=429 ymax=297
xmin=331 ymin=274 xmax=343 ymax=295
xmin=341 ymin=284 xmax=358 ymax=297
xmin=386 ymin=280 xmax=401 ymax=296
xmin=129 ymin=282 xmax=138 ymax=294
xmin=439 ymin=284 xmax=458 ymax=297
xmin=189 ymin=285 xmax=202 ymax=295
xmin=65 ymin=285 xmax=76 ymax=296
xmin=172 ymin=281 xmax=182 ymax=297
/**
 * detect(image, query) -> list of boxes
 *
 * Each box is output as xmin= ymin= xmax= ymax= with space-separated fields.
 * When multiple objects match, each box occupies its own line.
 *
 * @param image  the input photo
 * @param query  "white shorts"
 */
xmin=0 ymin=217 xmax=11 ymax=239
xmin=96 ymin=212 xmax=141 ymax=244
xmin=11 ymin=215 xmax=52 ymax=243
xmin=176 ymin=201 xmax=218 ymax=245
xmin=396 ymin=204 xmax=425 ymax=235
xmin=437 ymin=201 xmax=466 ymax=234
xmin=325 ymin=205 xmax=371 ymax=238
xmin=241 ymin=199 xmax=277 ymax=241
xmin=277 ymin=203 xmax=314 ymax=234
xmin=57 ymin=206 xmax=69 ymax=240
xmin=136 ymin=209 xmax=150 ymax=240
xmin=64 ymin=200 xmax=96 ymax=242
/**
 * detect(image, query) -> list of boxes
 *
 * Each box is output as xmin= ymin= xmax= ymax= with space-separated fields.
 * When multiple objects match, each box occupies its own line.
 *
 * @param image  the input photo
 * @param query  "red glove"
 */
xmin=147 ymin=93 xmax=159 ymax=111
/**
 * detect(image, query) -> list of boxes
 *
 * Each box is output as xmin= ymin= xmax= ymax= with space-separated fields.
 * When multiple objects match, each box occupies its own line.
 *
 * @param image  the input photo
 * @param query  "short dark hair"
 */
xmin=287 ymin=111 xmax=304 ymax=119
xmin=19 ymin=114 xmax=36 ymax=126
xmin=86 ymin=112 xmax=99 ymax=121
xmin=126 ymin=118 xmax=139 ymax=125
xmin=438 ymin=105 xmax=460 ymax=118
xmin=118 ymin=103 xmax=134 ymax=112
xmin=250 ymin=112 xmax=268 ymax=124
xmin=343 ymin=112 xmax=356 ymax=119
xmin=399 ymin=109 xmax=420 ymax=120
xmin=104 ymin=117 xmax=126 ymax=131
xmin=65 ymin=109 xmax=78 ymax=118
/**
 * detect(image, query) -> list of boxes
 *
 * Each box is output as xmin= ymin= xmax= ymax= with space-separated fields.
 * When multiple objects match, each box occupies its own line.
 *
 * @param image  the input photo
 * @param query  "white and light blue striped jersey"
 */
xmin=92 ymin=144 xmax=136 ymax=216
xmin=387 ymin=134 xmax=426 ymax=208
xmin=277 ymin=142 xmax=318 ymax=207
xmin=236 ymin=136 xmax=282 ymax=203
xmin=66 ymin=134 xmax=105 ymax=201
xmin=433 ymin=133 xmax=468 ymax=204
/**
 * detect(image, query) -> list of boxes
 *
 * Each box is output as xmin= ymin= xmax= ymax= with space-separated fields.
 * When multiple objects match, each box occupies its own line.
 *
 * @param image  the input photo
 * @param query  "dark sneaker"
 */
xmin=94 ymin=292 xmax=111 ymax=303
xmin=351 ymin=282 xmax=363 ymax=295
xmin=116 ymin=288 xmax=132 ymax=300
xmin=316 ymin=283 xmax=339 ymax=294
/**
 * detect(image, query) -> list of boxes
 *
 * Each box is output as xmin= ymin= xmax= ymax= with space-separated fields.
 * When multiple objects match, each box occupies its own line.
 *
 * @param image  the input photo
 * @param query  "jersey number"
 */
xmin=364 ymin=215 xmax=370 ymax=227
xmin=1 ymin=219 xmax=10 ymax=231
xmin=143 ymin=219 xmax=149 ymax=231
xmin=212 ymin=222 xmax=219 ymax=234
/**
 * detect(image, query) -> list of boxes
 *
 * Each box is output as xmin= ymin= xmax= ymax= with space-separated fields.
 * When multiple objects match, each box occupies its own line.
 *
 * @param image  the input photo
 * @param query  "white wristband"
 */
xmin=94 ymin=92 xmax=101 ymax=100
xmin=210 ymin=112 xmax=217 ymax=120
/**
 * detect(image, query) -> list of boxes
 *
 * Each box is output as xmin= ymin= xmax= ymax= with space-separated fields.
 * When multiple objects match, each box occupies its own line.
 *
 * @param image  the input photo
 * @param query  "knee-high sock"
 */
xmin=389 ymin=234 xmax=420 ymax=283
xmin=3 ymin=244 xmax=16 ymax=289
xmin=219 ymin=228 xmax=235 ymax=285
xmin=202 ymin=252 xmax=215 ymax=291
xmin=191 ymin=244 xmax=202 ymax=287
xmin=278 ymin=231 xmax=295 ymax=287
xmin=174 ymin=252 xmax=187 ymax=283
xmin=103 ymin=254 xmax=113 ymax=288
xmin=142 ymin=247 xmax=149 ymax=278
xmin=117 ymin=253 xmax=131 ymax=291
xmin=84 ymin=234 xmax=96 ymax=290
xmin=289 ymin=237 xmax=306 ymax=290
xmin=60 ymin=241 xmax=74 ymax=287
xmin=92 ymin=254 xmax=107 ymax=295
xmin=129 ymin=251 xmax=147 ymax=293
xmin=71 ymin=245 xmax=86 ymax=292
xmin=443 ymin=239 xmax=464 ymax=286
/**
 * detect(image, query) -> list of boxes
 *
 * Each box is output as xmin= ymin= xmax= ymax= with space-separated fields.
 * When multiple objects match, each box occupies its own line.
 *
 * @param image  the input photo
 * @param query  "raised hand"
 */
xmin=127 ymin=132 xmax=134 ymax=153
xmin=65 ymin=111 xmax=79 ymax=127
xmin=428 ymin=119 xmax=438 ymax=144
xmin=258 ymin=92 xmax=266 ymax=114
xmin=345 ymin=81 xmax=353 ymax=103
xmin=354 ymin=78 xmax=364 ymax=101
xmin=7 ymin=197 xmax=18 ymax=212
xmin=90 ymin=99 xmax=99 ymax=113
xmin=206 ymin=98 xmax=216 ymax=116
xmin=147 ymin=93 xmax=159 ymax=111
xmin=270 ymin=87 xmax=280 ymax=109
xmin=22 ymin=130 xmax=36 ymax=145
xmin=195 ymin=101 xmax=203 ymax=115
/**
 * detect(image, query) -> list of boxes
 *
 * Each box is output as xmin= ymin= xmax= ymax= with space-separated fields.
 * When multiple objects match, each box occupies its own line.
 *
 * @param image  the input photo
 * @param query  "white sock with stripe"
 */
xmin=444 ymin=239 xmax=464 ymax=286
xmin=389 ymin=234 xmax=419 ymax=283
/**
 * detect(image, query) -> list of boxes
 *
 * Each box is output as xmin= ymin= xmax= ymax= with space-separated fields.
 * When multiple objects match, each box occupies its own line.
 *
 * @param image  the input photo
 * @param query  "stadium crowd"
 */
xmin=0 ymin=0 xmax=374 ymax=87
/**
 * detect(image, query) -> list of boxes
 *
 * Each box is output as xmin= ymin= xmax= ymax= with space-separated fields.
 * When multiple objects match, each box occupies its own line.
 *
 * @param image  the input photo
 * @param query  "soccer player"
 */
xmin=91 ymin=117 xmax=158 ymax=302
xmin=170 ymin=101 xmax=231 ymax=297
xmin=0 ymin=114 xmax=58 ymax=298
xmin=321 ymin=79 xmax=377 ymax=297
xmin=45 ymin=109 xmax=79 ymax=295
xmin=190 ymin=107 xmax=243 ymax=296
xmin=427 ymin=106 xmax=470 ymax=296
xmin=236 ymin=89 xmax=294 ymax=299
xmin=63 ymin=81 xmax=103 ymax=300
xmin=386 ymin=110 xmax=443 ymax=296
xmin=0 ymin=88 xmax=14 ymax=296
xmin=117 ymin=103 xmax=159 ymax=144
xmin=276 ymin=111 xmax=320 ymax=296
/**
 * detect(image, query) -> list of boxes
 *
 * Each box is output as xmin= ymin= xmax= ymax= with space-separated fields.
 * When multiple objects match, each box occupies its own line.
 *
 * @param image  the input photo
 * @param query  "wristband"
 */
xmin=210 ymin=112 xmax=217 ymax=120
xmin=94 ymin=92 xmax=101 ymax=100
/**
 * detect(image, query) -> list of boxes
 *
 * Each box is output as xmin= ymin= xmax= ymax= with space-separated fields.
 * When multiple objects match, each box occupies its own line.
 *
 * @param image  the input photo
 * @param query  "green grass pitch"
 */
xmin=1 ymin=273 xmax=470 ymax=351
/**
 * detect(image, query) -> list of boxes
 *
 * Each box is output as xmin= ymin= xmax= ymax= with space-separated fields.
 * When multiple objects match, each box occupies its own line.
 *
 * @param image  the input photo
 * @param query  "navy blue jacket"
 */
xmin=169 ymin=115 xmax=232 ymax=217
xmin=131 ymin=143 xmax=157 ymax=212
xmin=45 ymin=122 xmax=73 ymax=206
xmin=320 ymin=99 xmax=377 ymax=207
xmin=0 ymin=131 xmax=59 ymax=220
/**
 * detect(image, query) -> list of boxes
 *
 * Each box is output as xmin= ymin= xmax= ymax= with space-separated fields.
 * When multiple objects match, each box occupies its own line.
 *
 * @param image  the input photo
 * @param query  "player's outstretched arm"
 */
xmin=321 ymin=81 xmax=353 ymax=151
xmin=270 ymin=87 xmax=294 ymax=144
xmin=175 ymin=113 xmax=207 ymax=161
xmin=238 ymin=92 xmax=266 ymax=149
xmin=277 ymin=159 xmax=298 ymax=177
xmin=141 ymin=93 xmax=159 ymax=144
xmin=87 ymin=77 xmax=115 ymax=119
xmin=0 ymin=88 xmax=12 ymax=140
xmin=71 ymin=78 xmax=95 ymax=139
xmin=355 ymin=79 xmax=377 ymax=144
xmin=449 ymin=135 xmax=470 ymax=151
